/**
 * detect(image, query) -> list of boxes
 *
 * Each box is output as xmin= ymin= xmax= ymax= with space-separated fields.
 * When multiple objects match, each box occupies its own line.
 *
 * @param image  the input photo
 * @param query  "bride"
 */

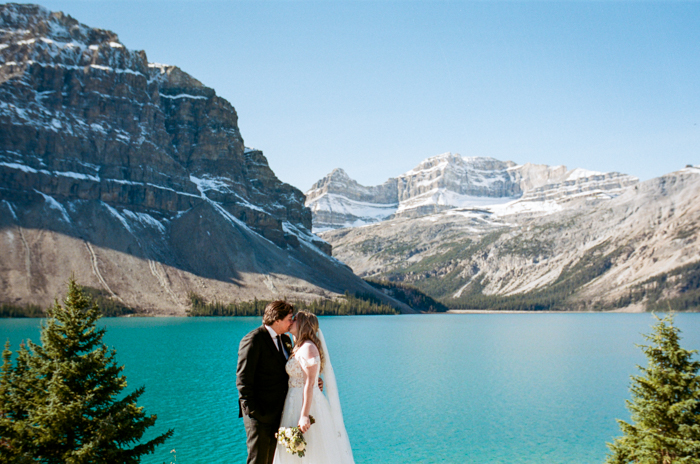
xmin=273 ymin=311 xmax=355 ymax=464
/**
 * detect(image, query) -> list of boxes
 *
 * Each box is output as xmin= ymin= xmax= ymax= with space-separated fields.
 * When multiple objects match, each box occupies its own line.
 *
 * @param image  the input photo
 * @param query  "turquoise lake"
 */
xmin=2 ymin=313 xmax=699 ymax=464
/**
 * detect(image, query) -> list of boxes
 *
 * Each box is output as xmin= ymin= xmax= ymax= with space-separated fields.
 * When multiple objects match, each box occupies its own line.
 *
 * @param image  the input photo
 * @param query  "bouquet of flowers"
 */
xmin=276 ymin=416 xmax=315 ymax=458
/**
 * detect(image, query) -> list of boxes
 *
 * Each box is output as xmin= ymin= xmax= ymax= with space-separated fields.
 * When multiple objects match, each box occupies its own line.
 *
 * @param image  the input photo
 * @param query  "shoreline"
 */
xmin=6 ymin=309 xmax=699 ymax=319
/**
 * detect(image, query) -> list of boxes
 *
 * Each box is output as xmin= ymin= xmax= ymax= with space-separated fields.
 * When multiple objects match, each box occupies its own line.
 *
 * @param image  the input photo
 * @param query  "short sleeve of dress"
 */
xmin=297 ymin=355 xmax=320 ymax=369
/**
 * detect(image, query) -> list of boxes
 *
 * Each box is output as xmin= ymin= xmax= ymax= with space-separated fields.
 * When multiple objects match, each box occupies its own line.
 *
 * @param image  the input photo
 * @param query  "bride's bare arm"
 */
xmin=297 ymin=342 xmax=320 ymax=433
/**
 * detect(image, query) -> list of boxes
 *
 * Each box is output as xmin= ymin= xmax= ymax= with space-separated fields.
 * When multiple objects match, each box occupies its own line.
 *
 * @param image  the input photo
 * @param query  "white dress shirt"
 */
xmin=264 ymin=324 xmax=288 ymax=359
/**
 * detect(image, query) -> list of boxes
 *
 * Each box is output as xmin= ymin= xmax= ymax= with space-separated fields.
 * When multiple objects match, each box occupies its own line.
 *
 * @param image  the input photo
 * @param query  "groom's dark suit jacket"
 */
xmin=236 ymin=326 xmax=291 ymax=425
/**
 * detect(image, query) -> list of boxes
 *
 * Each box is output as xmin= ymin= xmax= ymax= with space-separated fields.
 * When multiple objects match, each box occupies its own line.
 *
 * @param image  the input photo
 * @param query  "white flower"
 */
xmin=296 ymin=442 xmax=305 ymax=452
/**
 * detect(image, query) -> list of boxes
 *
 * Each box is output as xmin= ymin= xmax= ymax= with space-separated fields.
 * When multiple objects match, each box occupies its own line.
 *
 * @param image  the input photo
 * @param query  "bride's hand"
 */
xmin=298 ymin=415 xmax=311 ymax=433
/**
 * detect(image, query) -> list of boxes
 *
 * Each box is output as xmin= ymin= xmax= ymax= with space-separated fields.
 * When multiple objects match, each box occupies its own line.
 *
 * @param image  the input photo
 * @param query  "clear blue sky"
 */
xmin=32 ymin=1 xmax=700 ymax=192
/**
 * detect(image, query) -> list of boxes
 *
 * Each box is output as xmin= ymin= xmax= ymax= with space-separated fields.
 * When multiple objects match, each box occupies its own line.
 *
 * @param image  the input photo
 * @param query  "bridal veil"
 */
xmin=318 ymin=329 xmax=355 ymax=464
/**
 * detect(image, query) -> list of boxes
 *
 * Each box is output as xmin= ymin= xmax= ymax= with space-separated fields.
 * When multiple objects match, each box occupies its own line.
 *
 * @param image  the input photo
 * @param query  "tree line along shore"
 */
xmin=0 ymin=279 xmax=448 ymax=317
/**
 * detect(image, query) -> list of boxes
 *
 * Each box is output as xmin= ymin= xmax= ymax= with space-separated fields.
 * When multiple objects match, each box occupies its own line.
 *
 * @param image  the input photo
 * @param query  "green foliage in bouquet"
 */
xmin=276 ymin=416 xmax=316 ymax=458
xmin=606 ymin=313 xmax=700 ymax=464
xmin=0 ymin=278 xmax=172 ymax=463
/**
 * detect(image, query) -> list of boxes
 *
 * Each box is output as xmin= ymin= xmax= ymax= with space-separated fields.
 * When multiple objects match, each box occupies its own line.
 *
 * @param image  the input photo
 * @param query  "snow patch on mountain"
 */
xmin=282 ymin=221 xmax=339 ymax=262
xmin=189 ymin=174 xmax=229 ymax=196
xmin=566 ymin=168 xmax=603 ymax=181
xmin=121 ymin=209 xmax=166 ymax=233
xmin=35 ymin=190 xmax=70 ymax=222
xmin=309 ymin=193 xmax=396 ymax=221
xmin=1 ymin=200 xmax=18 ymax=220
xmin=103 ymin=203 xmax=133 ymax=233
xmin=489 ymin=199 xmax=564 ymax=217
xmin=395 ymin=188 xmax=516 ymax=215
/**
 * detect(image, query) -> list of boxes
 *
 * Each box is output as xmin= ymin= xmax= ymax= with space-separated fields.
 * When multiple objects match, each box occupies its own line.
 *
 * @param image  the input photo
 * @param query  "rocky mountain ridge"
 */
xmin=0 ymin=4 xmax=412 ymax=314
xmin=305 ymin=152 xmax=638 ymax=231
xmin=320 ymin=166 xmax=700 ymax=311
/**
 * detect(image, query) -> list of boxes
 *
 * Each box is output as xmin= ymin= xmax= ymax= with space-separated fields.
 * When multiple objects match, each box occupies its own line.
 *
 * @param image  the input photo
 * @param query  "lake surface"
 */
xmin=2 ymin=313 xmax=699 ymax=464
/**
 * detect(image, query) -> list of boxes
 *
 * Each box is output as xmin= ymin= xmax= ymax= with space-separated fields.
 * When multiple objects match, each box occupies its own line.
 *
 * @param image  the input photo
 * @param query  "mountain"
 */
xmin=318 ymin=165 xmax=700 ymax=311
xmin=0 ymin=4 xmax=412 ymax=314
xmin=305 ymin=152 xmax=638 ymax=231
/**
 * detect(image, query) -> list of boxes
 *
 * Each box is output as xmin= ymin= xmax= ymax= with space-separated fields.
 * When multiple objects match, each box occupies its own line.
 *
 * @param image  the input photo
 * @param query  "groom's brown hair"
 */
xmin=263 ymin=300 xmax=295 ymax=326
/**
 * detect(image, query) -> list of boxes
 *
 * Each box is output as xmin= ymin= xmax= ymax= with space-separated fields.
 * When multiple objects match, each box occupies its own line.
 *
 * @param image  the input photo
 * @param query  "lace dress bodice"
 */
xmin=286 ymin=353 xmax=320 ymax=389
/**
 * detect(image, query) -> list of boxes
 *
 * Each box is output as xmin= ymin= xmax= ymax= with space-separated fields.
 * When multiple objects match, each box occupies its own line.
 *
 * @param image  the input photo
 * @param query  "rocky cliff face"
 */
xmin=306 ymin=152 xmax=639 ymax=230
xmin=397 ymin=153 xmax=520 ymax=200
xmin=305 ymin=168 xmax=399 ymax=231
xmin=0 ymin=4 xmax=410 ymax=314
xmin=320 ymin=166 xmax=700 ymax=311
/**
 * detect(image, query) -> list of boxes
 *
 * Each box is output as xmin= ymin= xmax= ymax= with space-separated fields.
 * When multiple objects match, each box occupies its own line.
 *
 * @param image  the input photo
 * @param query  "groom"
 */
xmin=237 ymin=300 xmax=295 ymax=464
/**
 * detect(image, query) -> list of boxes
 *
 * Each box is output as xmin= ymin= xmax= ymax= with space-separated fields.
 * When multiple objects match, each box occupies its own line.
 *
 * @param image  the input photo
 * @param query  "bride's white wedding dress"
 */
xmin=273 ymin=332 xmax=354 ymax=464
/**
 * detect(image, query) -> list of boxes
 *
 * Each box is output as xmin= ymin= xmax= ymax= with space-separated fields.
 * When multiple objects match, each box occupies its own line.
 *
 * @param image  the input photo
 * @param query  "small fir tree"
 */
xmin=606 ymin=313 xmax=700 ymax=464
xmin=0 ymin=278 xmax=173 ymax=463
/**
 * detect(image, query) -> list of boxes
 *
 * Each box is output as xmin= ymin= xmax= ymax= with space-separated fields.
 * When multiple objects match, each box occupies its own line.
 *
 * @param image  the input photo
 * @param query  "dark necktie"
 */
xmin=276 ymin=335 xmax=286 ymax=359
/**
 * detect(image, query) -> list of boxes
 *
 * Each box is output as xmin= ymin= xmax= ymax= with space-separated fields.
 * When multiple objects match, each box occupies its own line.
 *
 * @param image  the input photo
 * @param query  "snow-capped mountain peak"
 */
xmin=305 ymin=153 xmax=638 ymax=231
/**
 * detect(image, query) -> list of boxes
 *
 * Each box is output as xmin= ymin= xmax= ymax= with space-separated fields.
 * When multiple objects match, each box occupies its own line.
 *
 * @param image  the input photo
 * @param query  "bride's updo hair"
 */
xmin=293 ymin=311 xmax=324 ymax=373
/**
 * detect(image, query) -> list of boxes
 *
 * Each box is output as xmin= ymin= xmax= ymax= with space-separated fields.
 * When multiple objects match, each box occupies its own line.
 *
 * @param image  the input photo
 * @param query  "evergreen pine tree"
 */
xmin=606 ymin=313 xmax=700 ymax=464
xmin=0 ymin=278 xmax=172 ymax=464
xmin=0 ymin=341 xmax=38 ymax=463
